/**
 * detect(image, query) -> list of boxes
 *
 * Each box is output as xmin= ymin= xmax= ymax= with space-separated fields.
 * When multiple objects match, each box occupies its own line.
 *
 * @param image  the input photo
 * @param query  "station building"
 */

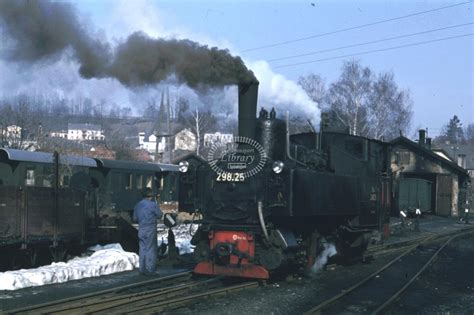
xmin=390 ymin=130 xmax=470 ymax=217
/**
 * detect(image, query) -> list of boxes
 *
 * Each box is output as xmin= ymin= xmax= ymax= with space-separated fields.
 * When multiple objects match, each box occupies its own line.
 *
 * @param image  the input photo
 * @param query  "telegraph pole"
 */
xmin=166 ymin=87 xmax=172 ymax=163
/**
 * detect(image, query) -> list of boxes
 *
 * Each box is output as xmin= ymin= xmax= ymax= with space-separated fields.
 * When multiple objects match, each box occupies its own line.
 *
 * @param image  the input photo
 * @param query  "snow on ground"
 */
xmin=157 ymin=223 xmax=198 ymax=254
xmin=0 ymin=223 xmax=198 ymax=291
xmin=0 ymin=244 xmax=138 ymax=291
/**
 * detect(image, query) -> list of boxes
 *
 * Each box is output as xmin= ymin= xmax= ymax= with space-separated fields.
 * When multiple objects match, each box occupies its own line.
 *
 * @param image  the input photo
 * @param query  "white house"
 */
xmin=204 ymin=132 xmax=233 ymax=147
xmin=175 ymin=129 xmax=196 ymax=151
xmin=1 ymin=125 xmax=22 ymax=141
xmin=49 ymin=130 xmax=68 ymax=139
xmin=138 ymin=132 xmax=166 ymax=154
xmin=68 ymin=123 xmax=105 ymax=141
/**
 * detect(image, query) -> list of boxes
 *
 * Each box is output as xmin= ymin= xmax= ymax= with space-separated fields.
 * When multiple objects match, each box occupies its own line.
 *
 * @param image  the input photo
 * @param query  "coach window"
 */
xmin=137 ymin=174 xmax=143 ymax=189
xmin=125 ymin=173 xmax=133 ymax=190
xmin=43 ymin=166 xmax=52 ymax=187
xmin=25 ymin=169 xmax=35 ymax=186
xmin=61 ymin=174 xmax=70 ymax=187
xmin=145 ymin=175 xmax=153 ymax=188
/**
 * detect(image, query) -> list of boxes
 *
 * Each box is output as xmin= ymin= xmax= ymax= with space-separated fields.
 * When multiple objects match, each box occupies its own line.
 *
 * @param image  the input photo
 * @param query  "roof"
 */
xmin=431 ymin=149 xmax=454 ymax=162
xmin=94 ymin=158 xmax=178 ymax=172
xmin=68 ymin=123 xmax=102 ymax=131
xmin=0 ymin=148 xmax=97 ymax=167
xmin=390 ymin=137 xmax=469 ymax=176
xmin=59 ymin=155 xmax=97 ymax=167
xmin=175 ymin=128 xmax=195 ymax=137
xmin=432 ymin=142 xmax=474 ymax=169
xmin=139 ymin=132 xmax=158 ymax=142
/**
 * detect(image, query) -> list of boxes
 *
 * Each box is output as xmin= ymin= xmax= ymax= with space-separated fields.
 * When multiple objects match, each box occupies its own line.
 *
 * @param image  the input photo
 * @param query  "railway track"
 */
xmin=5 ymin=271 xmax=193 ymax=314
xmin=366 ymin=224 xmax=474 ymax=258
xmin=4 ymin=270 xmax=259 ymax=314
xmin=304 ymin=227 xmax=474 ymax=315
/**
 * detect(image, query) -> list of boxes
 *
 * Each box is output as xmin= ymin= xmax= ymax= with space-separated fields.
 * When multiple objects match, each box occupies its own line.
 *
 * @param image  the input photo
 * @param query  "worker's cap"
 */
xmin=142 ymin=188 xmax=155 ymax=198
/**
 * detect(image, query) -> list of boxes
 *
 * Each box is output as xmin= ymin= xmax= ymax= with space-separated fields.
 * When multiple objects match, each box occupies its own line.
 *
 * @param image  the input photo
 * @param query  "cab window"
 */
xmin=25 ymin=169 xmax=35 ymax=186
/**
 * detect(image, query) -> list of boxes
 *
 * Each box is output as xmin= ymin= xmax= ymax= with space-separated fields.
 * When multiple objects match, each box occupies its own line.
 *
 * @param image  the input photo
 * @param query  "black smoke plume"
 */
xmin=0 ymin=0 xmax=256 ymax=87
xmin=109 ymin=32 xmax=256 ymax=87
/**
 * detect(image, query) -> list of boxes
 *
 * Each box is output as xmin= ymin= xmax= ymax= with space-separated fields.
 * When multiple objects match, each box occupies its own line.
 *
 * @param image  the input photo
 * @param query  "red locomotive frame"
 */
xmin=194 ymin=230 xmax=270 ymax=279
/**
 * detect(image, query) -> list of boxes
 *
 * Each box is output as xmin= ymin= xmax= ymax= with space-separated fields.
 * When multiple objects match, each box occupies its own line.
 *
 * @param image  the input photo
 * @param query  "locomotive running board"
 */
xmin=194 ymin=262 xmax=269 ymax=279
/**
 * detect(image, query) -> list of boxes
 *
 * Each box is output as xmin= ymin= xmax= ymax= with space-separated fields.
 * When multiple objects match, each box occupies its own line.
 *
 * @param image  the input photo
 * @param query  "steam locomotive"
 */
xmin=178 ymin=83 xmax=391 ymax=279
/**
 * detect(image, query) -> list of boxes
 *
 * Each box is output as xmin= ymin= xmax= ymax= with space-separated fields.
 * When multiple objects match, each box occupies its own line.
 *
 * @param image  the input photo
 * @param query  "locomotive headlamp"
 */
xmin=272 ymin=161 xmax=284 ymax=174
xmin=179 ymin=161 xmax=189 ymax=173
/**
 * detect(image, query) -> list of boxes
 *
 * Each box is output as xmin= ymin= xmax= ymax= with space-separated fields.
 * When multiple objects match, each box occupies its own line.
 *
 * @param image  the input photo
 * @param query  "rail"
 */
xmin=4 ymin=271 xmax=192 ymax=314
xmin=5 ymin=270 xmax=260 ymax=315
xmin=304 ymin=227 xmax=474 ymax=315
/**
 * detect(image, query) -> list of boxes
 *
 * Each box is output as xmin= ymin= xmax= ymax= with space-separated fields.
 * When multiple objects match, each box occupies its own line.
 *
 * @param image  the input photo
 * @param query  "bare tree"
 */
xmin=144 ymin=96 xmax=160 ymax=119
xmin=366 ymin=72 xmax=412 ymax=140
xmin=121 ymin=107 xmax=132 ymax=118
xmin=298 ymin=60 xmax=413 ymax=140
xmin=0 ymin=101 xmax=13 ymax=146
xmin=187 ymin=106 xmax=215 ymax=156
xmin=298 ymin=74 xmax=326 ymax=107
xmin=176 ymin=97 xmax=189 ymax=123
xmin=327 ymin=60 xmax=372 ymax=136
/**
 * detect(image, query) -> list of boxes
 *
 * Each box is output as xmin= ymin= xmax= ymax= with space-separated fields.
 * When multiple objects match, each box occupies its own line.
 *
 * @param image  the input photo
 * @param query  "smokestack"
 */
xmin=238 ymin=83 xmax=259 ymax=139
xmin=426 ymin=137 xmax=432 ymax=149
xmin=418 ymin=129 xmax=426 ymax=147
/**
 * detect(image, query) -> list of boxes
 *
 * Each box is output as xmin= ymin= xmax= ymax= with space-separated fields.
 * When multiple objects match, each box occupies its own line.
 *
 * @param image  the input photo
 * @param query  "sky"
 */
xmin=2 ymin=0 xmax=473 ymax=137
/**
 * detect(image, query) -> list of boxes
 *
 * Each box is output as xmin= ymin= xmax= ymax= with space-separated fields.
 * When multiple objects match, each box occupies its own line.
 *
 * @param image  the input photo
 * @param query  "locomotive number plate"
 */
xmin=216 ymin=172 xmax=245 ymax=182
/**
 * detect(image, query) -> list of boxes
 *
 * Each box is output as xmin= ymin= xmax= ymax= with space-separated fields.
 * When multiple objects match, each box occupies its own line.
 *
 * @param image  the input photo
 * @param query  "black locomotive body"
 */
xmin=178 ymin=83 xmax=391 ymax=279
xmin=0 ymin=148 xmax=178 ymax=270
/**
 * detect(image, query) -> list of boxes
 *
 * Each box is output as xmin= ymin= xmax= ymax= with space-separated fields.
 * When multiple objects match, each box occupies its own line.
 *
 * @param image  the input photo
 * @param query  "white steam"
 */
xmin=311 ymin=241 xmax=337 ymax=273
xmin=249 ymin=60 xmax=320 ymax=124
xmin=0 ymin=57 xmax=133 ymax=113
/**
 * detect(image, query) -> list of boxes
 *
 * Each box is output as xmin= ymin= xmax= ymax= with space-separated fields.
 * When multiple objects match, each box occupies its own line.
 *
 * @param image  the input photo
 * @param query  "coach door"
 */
xmin=436 ymin=174 xmax=453 ymax=216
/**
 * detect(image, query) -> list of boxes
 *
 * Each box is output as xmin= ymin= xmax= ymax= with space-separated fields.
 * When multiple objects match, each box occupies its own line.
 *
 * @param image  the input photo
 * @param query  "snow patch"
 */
xmin=0 ymin=244 xmax=138 ymax=291
xmin=157 ymin=224 xmax=198 ymax=254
